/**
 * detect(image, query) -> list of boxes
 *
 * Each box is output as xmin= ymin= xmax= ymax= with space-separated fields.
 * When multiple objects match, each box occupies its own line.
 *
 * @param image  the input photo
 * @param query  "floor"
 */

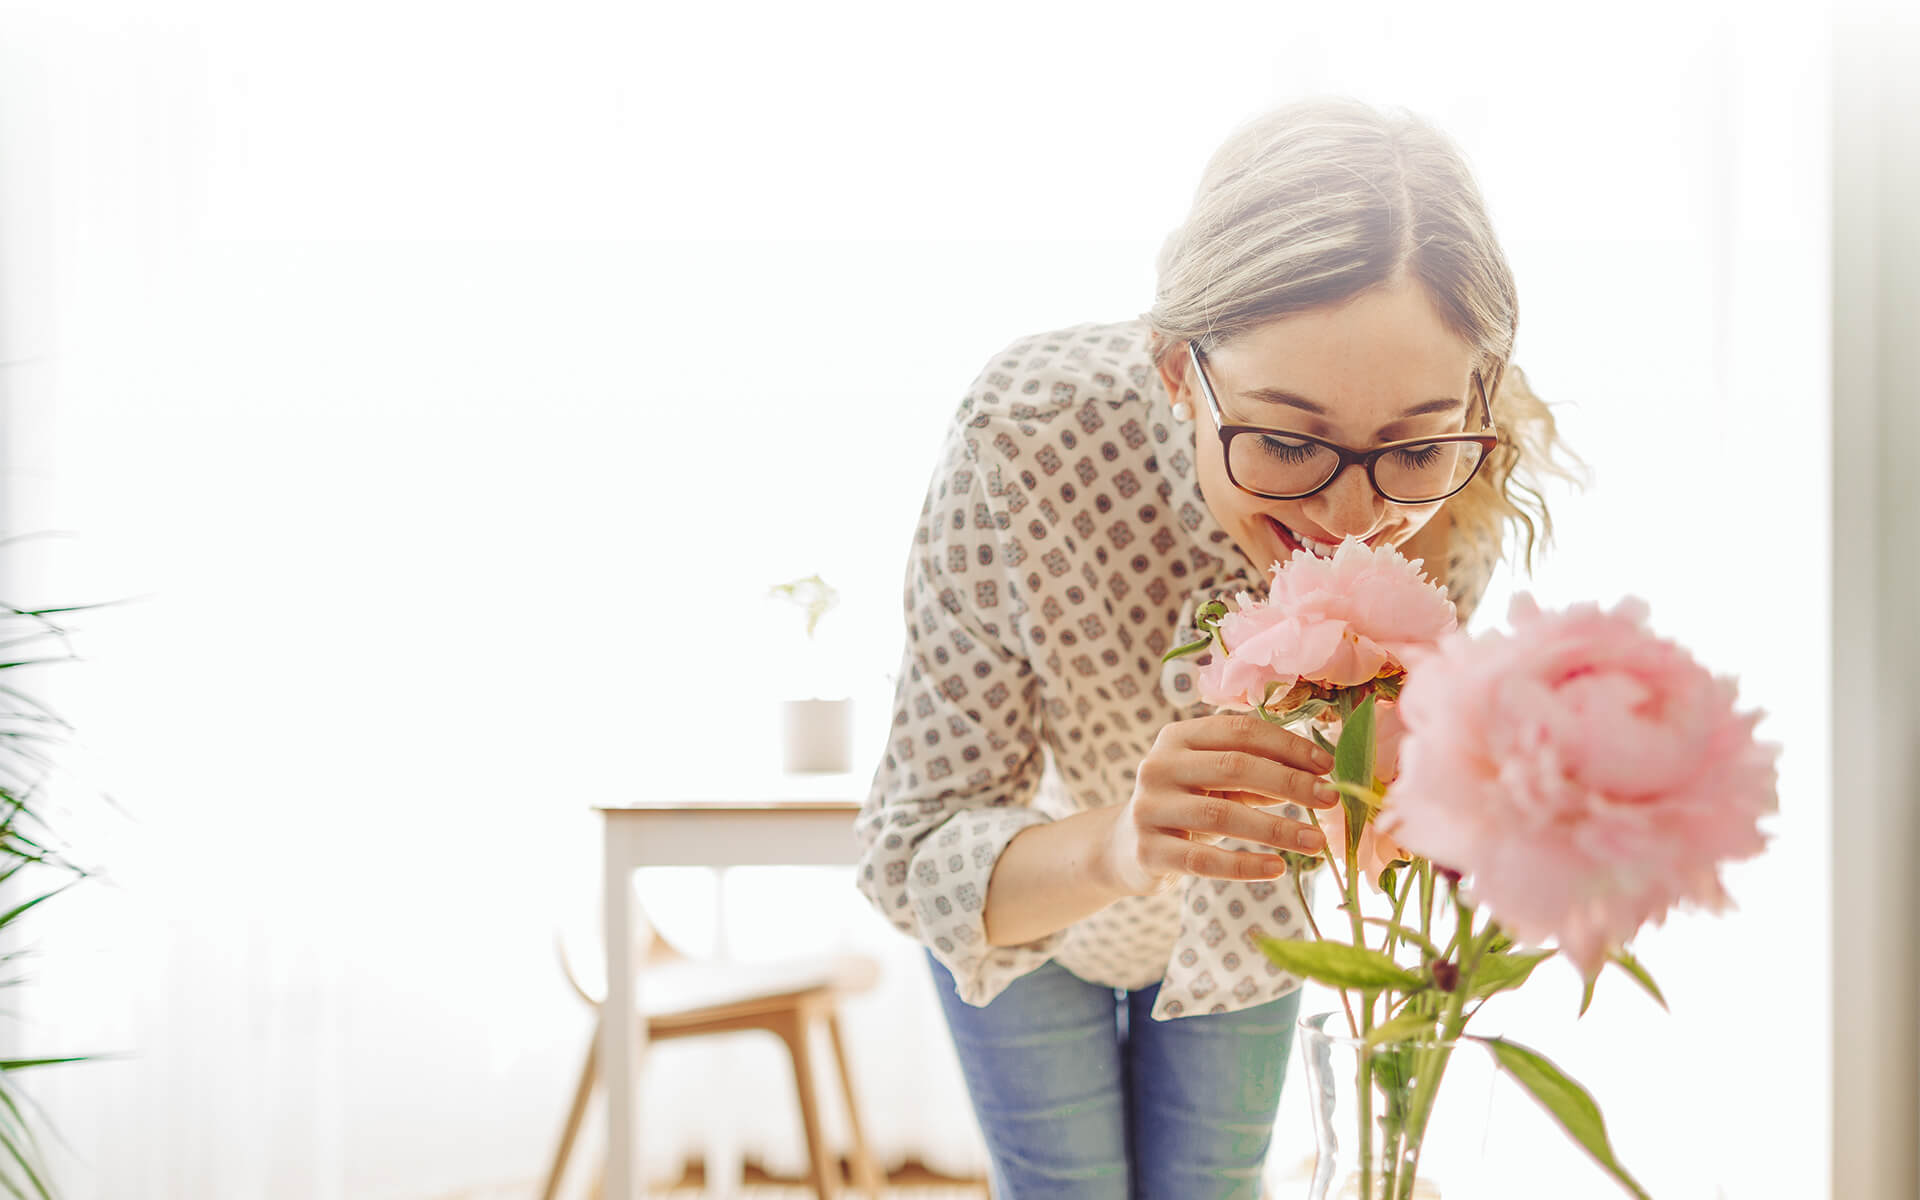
xmin=434 ymin=1155 xmax=990 ymax=1199
xmin=647 ymin=1156 xmax=987 ymax=1199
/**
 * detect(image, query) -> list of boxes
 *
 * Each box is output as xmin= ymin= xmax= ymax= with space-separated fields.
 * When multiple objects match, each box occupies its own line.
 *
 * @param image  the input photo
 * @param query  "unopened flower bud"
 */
xmin=1436 ymin=865 xmax=1463 ymax=888
xmin=1431 ymin=960 xmax=1459 ymax=992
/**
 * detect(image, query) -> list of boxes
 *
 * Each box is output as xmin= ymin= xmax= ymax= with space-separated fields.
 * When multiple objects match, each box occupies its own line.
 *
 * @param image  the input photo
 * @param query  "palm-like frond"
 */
xmin=0 ymin=588 xmax=134 ymax=1197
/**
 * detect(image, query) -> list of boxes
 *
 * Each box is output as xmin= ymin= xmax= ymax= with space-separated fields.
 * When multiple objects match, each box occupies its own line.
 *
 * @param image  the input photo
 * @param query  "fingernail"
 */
xmin=1315 ymin=782 xmax=1339 ymax=804
xmin=1314 ymin=750 xmax=1335 ymax=771
xmin=1297 ymin=829 xmax=1325 ymax=853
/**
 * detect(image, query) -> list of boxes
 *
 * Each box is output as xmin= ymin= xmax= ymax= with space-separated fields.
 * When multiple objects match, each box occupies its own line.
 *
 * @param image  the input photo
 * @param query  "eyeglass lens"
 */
xmin=1229 ymin=434 xmax=1487 ymax=503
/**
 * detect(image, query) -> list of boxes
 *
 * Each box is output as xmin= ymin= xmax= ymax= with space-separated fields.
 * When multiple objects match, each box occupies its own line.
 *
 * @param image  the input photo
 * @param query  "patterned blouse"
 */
xmin=852 ymin=316 xmax=1497 ymax=1021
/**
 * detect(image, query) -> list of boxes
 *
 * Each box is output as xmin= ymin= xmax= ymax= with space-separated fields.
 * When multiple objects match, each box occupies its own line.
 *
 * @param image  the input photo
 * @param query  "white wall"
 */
xmin=0 ymin=1 xmax=1835 ymax=1197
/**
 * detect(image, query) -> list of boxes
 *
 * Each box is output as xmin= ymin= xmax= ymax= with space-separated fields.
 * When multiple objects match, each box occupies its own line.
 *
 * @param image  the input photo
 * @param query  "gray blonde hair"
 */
xmin=1143 ymin=96 xmax=1587 ymax=574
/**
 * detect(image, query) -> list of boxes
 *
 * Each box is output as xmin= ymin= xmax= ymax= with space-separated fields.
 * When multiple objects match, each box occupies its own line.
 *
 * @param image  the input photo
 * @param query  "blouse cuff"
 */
xmin=910 ymin=804 xmax=1066 ymax=1007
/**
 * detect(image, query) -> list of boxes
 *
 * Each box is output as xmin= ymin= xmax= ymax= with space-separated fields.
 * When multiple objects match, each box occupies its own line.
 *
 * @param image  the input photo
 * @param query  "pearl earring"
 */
xmin=1170 ymin=401 xmax=1192 ymax=422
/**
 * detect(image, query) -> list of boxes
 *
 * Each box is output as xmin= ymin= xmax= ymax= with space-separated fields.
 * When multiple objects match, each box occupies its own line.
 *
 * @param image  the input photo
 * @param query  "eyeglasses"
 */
xmin=1186 ymin=340 xmax=1499 ymax=505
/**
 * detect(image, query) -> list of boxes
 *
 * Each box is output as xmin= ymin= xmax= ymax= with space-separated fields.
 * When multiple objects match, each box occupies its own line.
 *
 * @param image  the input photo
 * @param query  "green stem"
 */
xmin=1378 ymin=865 xmax=1416 ymax=962
xmin=1293 ymin=867 xmax=1362 ymax=1041
xmin=1345 ymin=844 xmax=1378 ymax=1199
xmin=1304 ymin=809 xmax=1353 ymax=923
xmin=1335 ymin=702 xmax=1374 ymax=1194
xmin=1391 ymin=904 xmax=1489 ymax=1200
xmin=1339 ymin=698 xmax=1384 ymax=1199
xmin=1418 ymin=860 xmax=1434 ymax=945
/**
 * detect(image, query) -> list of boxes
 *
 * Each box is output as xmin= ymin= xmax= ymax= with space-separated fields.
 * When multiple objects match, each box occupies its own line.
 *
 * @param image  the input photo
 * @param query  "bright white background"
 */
xmin=0 ymin=0 xmax=1832 ymax=1197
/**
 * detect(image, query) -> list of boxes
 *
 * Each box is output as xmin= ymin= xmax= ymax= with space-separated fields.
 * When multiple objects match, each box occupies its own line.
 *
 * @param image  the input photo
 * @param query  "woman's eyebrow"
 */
xmin=1241 ymin=387 xmax=1462 ymax=422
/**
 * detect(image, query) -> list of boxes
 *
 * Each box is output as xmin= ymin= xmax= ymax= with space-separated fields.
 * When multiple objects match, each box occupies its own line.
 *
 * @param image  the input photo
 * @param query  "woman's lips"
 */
xmin=1265 ymin=515 xmax=1305 ymax=557
xmin=1265 ymin=515 xmax=1328 ymax=559
xmin=1263 ymin=515 xmax=1394 ymax=559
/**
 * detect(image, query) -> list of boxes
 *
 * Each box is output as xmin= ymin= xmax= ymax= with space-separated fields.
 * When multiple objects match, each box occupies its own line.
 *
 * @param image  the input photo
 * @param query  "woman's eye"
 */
xmin=1255 ymin=435 xmax=1318 ymax=462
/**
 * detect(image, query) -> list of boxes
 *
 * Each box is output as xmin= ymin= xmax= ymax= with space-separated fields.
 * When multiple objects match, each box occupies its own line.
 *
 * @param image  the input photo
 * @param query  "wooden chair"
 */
xmin=541 ymin=903 xmax=886 ymax=1199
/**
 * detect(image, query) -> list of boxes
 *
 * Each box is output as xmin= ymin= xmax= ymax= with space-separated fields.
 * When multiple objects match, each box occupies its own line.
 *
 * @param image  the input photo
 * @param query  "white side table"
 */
xmin=595 ymin=772 xmax=864 ymax=1200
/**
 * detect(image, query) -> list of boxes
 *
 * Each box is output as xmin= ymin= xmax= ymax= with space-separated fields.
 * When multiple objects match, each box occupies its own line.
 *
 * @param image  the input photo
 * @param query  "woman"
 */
xmin=853 ymin=97 xmax=1578 ymax=1199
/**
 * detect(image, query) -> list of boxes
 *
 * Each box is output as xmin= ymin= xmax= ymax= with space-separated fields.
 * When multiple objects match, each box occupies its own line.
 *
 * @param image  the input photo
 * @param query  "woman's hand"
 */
xmin=1099 ymin=712 xmax=1341 ymax=898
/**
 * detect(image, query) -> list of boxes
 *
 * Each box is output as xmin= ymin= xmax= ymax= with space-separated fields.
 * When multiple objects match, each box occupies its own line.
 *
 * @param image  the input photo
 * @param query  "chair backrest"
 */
xmin=553 ymin=887 xmax=688 ymax=1008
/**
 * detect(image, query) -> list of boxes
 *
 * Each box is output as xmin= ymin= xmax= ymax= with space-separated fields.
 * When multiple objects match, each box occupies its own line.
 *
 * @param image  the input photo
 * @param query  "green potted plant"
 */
xmin=768 ymin=573 xmax=851 ymax=773
xmin=0 ymin=547 xmax=128 ymax=1199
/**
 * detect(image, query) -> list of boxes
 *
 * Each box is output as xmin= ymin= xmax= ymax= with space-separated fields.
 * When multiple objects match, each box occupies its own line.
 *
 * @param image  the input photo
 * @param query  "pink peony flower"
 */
xmin=1372 ymin=695 xmax=1410 ymax=787
xmin=1377 ymin=593 xmax=1781 ymax=979
xmin=1199 ymin=538 xmax=1459 ymax=708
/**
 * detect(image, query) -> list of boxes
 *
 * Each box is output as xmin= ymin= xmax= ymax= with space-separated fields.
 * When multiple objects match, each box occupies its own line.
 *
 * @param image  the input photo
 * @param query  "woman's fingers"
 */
xmin=1144 ymin=828 xmax=1292 ymax=881
xmin=1117 ymin=711 xmax=1349 ymax=892
xmin=1157 ymin=790 xmax=1327 ymax=854
xmin=1158 ymin=746 xmax=1339 ymax=809
xmin=1154 ymin=713 xmax=1340 ymax=808
xmin=1174 ymin=712 xmax=1334 ymax=775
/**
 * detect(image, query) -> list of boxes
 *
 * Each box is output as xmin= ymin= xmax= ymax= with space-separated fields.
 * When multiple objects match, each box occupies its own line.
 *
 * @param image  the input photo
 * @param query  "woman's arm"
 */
xmin=982 ymin=805 xmax=1128 ymax=947
xmin=853 ymin=393 xmax=1079 ymax=1006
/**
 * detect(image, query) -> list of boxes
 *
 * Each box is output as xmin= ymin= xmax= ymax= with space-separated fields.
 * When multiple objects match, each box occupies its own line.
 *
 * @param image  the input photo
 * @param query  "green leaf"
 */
xmin=0 ymin=1119 xmax=51 ymax=1200
xmin=1364 ymin=1009 xmax=1441 ymax=1048
xmin=1332 ymin=695 xmax=1376 ymax=859
xmin=1325 ymin=780 xmax=1382 ymax=809
xmin=0 ymin=883 xmax=80 ymax=933
xmin=0 ymin=1076 xmax=55 ymax=1200
xmin=1610 ymin=948 xmax=1667 ymax=1011
xmin=1472 ymin=1037 xmax=1651 ymax=1200
xmin=1467 ymin=949 xmax=1556 ymax=1001
xmin=1308 ymin=726 xmax=1338 ymax=758
xmin=1370 ymin=1040 xmax=1417 ymax=1092
xmin=1371 ymin=1040 xmax=1420 ymax=1130
xmin=1580 ymin=948 xmax=1668 ymax=1018
xmin=1378 ymin=866 xmax=1398 ymax=896
xmin=1160 ymin=638 xmax=1209 ymax=663
xmin=0 ymin=1058 xmax=93 ymax=1071
xmin=1255 ymin=935 xmax=1425 ymax=993
xmin=1333 ymin=694 xmax=1376 ymax=784
xmin=1359 ymin=917 xmax=1443 ymax=961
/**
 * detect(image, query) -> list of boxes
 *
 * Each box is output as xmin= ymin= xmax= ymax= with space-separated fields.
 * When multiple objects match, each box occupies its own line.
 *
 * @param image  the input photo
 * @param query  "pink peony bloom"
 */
xmin=1377 ymin=593 xmax=1781 ymax=978
xmin=1372 ymin=695 xmax=1410 ymax=787
xmin=1199 ymin=538 xmax=1459 ymax=708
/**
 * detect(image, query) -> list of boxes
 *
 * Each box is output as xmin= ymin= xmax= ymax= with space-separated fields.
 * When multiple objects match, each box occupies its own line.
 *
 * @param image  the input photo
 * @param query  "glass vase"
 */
xmin=1292 ymin=1010 xmax=1498 ymax=1200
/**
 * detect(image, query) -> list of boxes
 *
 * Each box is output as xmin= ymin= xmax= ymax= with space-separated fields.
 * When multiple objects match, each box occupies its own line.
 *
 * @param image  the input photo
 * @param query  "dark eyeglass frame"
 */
xmin=1185 ymin=340 xmax=1500 ymax=504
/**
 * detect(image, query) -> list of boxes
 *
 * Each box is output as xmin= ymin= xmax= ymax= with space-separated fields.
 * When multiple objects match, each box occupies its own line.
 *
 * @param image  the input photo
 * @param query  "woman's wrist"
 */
xmin=1083 ymin=803 xmax=1132 ymax=899
xmin=983 ymin=805 xmax=1133 ymax=947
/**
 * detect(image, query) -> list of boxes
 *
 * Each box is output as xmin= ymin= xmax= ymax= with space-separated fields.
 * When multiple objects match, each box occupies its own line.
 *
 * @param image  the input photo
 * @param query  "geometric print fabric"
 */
xmin=852 ymin=317 xmax=1495 ymax=1021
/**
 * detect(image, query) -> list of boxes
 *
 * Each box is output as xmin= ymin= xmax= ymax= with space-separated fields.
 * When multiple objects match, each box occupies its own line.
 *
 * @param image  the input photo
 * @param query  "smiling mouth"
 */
xmin=1264 ymin=516 xmax=1388 ymax=559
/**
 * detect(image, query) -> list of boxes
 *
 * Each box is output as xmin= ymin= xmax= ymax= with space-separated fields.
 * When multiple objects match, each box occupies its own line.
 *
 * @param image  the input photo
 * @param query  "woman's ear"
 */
xmin=1151 ymin=341 xmax=1191 ymax=408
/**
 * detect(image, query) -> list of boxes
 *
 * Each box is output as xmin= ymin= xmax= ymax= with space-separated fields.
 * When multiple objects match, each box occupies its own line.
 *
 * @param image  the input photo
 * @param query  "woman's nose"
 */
xmin=1305 ymin=462 xmax=1385 ymax=539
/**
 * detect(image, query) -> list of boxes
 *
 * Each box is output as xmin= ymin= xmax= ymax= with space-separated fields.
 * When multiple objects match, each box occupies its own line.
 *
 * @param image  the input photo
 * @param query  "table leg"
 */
xmin=704 ymin=866 xmax=745 ymax=1198
xmin=603 ymin=821 xmax=646 ymax=1199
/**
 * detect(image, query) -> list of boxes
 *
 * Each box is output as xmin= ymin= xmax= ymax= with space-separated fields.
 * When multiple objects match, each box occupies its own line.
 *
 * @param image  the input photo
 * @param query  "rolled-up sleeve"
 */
xmin=853 ymin=402 xmax=1065 ymax=1007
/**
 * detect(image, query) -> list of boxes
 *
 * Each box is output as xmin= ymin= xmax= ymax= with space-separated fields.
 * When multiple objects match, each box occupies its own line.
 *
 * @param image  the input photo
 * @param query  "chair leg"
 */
xmin=543 ymin=1016 xmax=601 ymax=1200
xmin=823 ymin=1006 xmax=885 ymax=1198
xmin=772 ymin=1006 xmax=842 ymax=1199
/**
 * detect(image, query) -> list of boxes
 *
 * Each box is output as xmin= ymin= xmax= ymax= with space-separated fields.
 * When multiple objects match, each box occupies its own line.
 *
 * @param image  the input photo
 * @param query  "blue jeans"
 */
xmin=923 ymin=947 xmax=1303 ymax=1200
